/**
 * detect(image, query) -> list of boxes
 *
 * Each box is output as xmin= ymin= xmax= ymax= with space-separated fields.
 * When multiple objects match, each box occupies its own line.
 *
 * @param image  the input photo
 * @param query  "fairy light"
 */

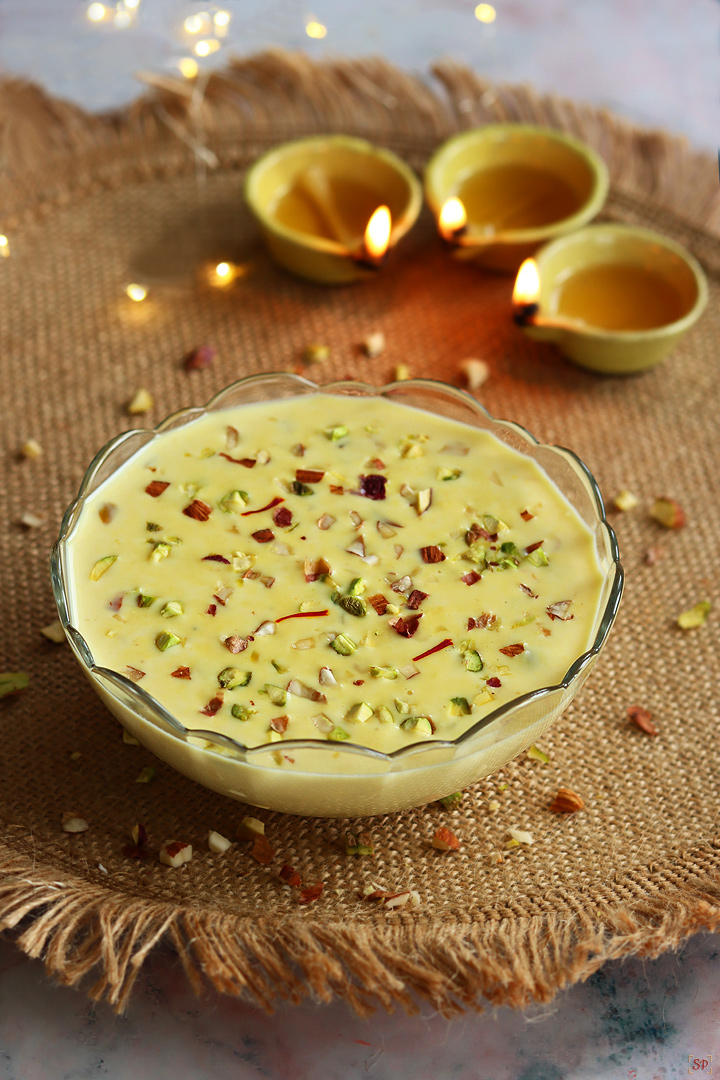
xmin=214 ymin=10 xmax=231 ymax=29
xmin=184 ymin=14 xmax=203 ymax=33
xmin=124 ymin=0 xmax=139 ymax=7
xmin=178 ymin=57 xmax=199 ymax=78
xmin=126 ymin=283 xmax=148 ymax=302
xmin=0 ymin=235 xmax=9 ymax=258
xmin=114 ymin=7 xmax=132 ymax=28
xmin=194 ymin=38 xmax=220 ymax=56
xmin=474 ymin=4 xmax=497 ymax=22
xmin=305 ymin=19 xmax=327 ymax=39
xmin=87 ymin=3 xmax=107 ymax=21
xmin=216 ymin=262 xmax=231 ymax=279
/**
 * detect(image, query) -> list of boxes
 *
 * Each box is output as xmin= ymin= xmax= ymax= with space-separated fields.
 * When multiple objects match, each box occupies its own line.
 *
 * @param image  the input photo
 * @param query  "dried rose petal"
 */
xmin=273 ymin=506 xmax=293 ymax=527
xmin=170 ymin=666 xmax=191 ymax=679
xmin=298 ymin=883 xmax=324 ymax=905
xmin=486 ymin=677 xmax=502 ymax=688
xmin=183 ymin=499 xmax=212 ymax=521
xmin=206 ymin=604 xmax=217 ymax=616
xmin=280 ymin=864 xmax=302 ymax=887
xmin=252 ymin=835 xmax=274 ymax=865
xmin=358 ymin=474 xmax=387 ymax=500
xmin=183 ymin=344 xmax=215 ymax=371
xmin=628 ymin=705 xmax=659 ymax=736
xmin=145 ymin=480 xmax=170 ymax=498
xmin=202 ymin=553 xmax=230 ymax=564
xmin=219 ymin=453 xmax=256 ymax=468
xmin=520 ymin=509 xmax=534 ymax=522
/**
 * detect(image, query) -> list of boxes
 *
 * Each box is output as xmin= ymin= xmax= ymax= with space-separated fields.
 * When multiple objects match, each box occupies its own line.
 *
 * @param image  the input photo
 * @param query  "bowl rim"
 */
xmin=244 ymin=134 xmax=424 ymax=256
xmin=423 ymin=122 xmax=610 ymax=245
xmin=52 ymin=373 xmax=624 ymax=769
xmin=534 ymin=222 xmax=709 ymax=341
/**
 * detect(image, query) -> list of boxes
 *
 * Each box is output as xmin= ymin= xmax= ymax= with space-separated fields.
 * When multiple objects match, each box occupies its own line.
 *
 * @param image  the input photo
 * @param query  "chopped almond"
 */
xmin=432 ymin=826 xmax=461 ymax=852
xmin=628 ymin=705 xmax=659 ymax=736
xmin=548 ymin=788 xmax=584 ymax=813
xmin=251 ymin=835 xmax=274 ymax=865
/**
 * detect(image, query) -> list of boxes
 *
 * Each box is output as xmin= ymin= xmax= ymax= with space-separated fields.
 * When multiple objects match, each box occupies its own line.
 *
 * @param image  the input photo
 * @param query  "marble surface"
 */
xmin=1 ymin=2 xmax=720 ymax=1077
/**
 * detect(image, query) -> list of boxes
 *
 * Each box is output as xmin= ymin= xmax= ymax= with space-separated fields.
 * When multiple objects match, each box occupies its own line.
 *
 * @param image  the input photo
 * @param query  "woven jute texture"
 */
xmin=1 ymin=52 xmax=719 ymax=1016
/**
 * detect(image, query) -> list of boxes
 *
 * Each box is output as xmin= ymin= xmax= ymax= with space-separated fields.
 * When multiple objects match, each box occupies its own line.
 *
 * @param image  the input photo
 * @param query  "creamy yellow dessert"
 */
xmin=67 ymin=394 xmax=605 ymax=755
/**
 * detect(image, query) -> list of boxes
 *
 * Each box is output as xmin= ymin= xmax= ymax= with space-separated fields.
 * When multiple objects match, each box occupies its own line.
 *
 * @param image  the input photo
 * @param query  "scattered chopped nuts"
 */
xmin=20 ymin=512 xmax=43 ymax=528
xmin=21 ymin=438 xmax=43 ymax=459
xmin=677 ymin=600 xmax=711 ymax=630
xmin=122 ymin=729 xmax=140 ymax=745
xmin=0 ymin=672 xmax=29 ymax=698
xmin=362 ymin=331 xmax=385 ymax=358
xmin=488 ymin=800 xmax=500 ymax=812
xmin=526 ymin=744 xmax=549 ymax=763
xmin=613 ymin=489 xmax=639 ymax=512
xmin=345 ymin=830 xmax=374 ymax=856
xmin=302 ymin=343 xmax=330 ymax=364
xmin=394 ymin=363 xmax=411 ymax=381
xmin=159 ymin=840 xmax=192 ymax=867
xmin=628 ymin=705 xmax=659 ymax=736
xmin=432 ymin=826 xmax=461 ymax=852
xmin=236 ymin=815 xmax=265 ymax=840
xmin=127 ymin=388 xmax=154 ymax=415
xmin=644 ymin=546 xmax=662 ymax=566
xmin=548 ymin=788 xmax=585 ymax=813
xmin=135 ymin=766 xmax=156 ymax=783
xmin=458 ymin=357 xmax=489 ymax=391
xmin=280 ymin=864 xmax=303 ymax=887
xmin=650 ymin=496 xmax=685 ymax=529
xmin=506 ymin=827 xmax=533 ymax=846
xmin=62 ymin=815 xmax=89 ymax=834
xmin=208 ymin=830 xmax=232 ymax=853
xmin=40 ymin=620 xmax=66 ymax=644
xmin=251 ymin=835 xmax=275 ymax=865
xmin=437 ymin=791 xmax=463 ymax=809
xmin=298 ymin=882 xmax=324 ymax=904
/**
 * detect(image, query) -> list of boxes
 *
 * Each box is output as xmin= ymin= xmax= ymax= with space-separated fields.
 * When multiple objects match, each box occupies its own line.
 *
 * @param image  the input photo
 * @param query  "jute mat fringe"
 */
xmin=1 ymin=51 xmax=719 ymax=1016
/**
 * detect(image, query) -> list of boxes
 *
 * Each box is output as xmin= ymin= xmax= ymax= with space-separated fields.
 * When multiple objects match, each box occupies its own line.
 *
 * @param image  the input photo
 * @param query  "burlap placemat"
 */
xmin=1 ymin=53 xmax=719 ymax=1017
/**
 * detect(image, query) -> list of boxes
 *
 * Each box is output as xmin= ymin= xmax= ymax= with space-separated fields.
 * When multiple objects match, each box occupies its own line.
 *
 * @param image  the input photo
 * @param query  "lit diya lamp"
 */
xmin=511 ymin=225 xmax=707 ymax=374
xmin=244 ymin=136 xmax=422 ymax=284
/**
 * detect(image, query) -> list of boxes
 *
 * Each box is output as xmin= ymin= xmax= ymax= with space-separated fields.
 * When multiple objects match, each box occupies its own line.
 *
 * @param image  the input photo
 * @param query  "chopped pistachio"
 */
xmin=526 ymin=744 xmax=549 ymax=763
xmin=464 ymin=650 xmax=484 ymax=672
xmin=40 ymin=620 xmax=66 ymax=644
xmin=291 ymin=480 xmax=314 ymax=496
xmin=613 ymin=489 xmax=639 ymax=512
xmin=499 ymin=541 xmax=521 ymax=567
xmin=263 ymin=684 xmax=288 ymax=706
xmin=438 ymin=467 xmax=461 ymax=481
xmin=0 ymin=672 xmax=29 ymax=698
xmin=325 ymin=425 xmax=349 ymax=441
xmin=122 ymin=730 xmax=140 ymax=745
xmin=21 ymin=438 xmax=43 ymax=459
xmin=155 ymin=630 xmax=181 ymax=652
xmin=135 ymin=766 xmax=156 ymax=783
xmin=345 ymin=829 xmax=374 ymax=855
xmin=127 ymin=388 xmax=154 ymax=415
xmin=394 ymin=699 xmax=411 ymax=716
xmin=448 ymin=696 xmax=472 ymax=716
xmin=302 ymin=343 xmax=330 ymax=364
xmin=271 ymin=659 xmax=288 ymax=673
xmin=150 ymin=542 xmax=171 ymax=563
xmin=526 ymin=547 xmax=549 ymax=567
xmin=512 ymin=614 xmax=536 ymax=628
xmin=345 ymin=702 xmax=373 ymax=724
xmin=370 ymin=665 xmax=399 ymax=680
xmin=437 ymin=791 xmax=464 ymax=809
xmin=347 ymin=577 xmax=366 ymax=596
xmin=90 ymin=555 xmax=118 ymax=581
xmin=328 ymin=726 xmax=351 ymax=741
xmin=219 ymin=489 xmax=249 ymax=513
xmin=394 ymin=363 xmax=411 ymax=381
xmin=231 ymin=703 xmax=255 ymax=721
xmin=338 ymin=595 xmax=367 ymax=617
xmin=137 ymin=592 xmax=156 ymax=608
xmin=677 ymin=600 xmax=711 ymax=630
xmin=218 ymin=667 xmax=252 ymax=689
xmin=463 ymin=541 xmax=488 ymax=567
xmin=146 ymin=521 xmax=162 ymax=532
xmin=401 ymin=716 xmax=433 ymax=735
xmin=160 ymin=601 xmax=183 ymax=619
xmin=331 ymin=633 xmax=357 ymax=655
xmin=237 ymin=816 xmax=265 ymax=840
xmin=374 ymin=704 xmax=394 ymax=724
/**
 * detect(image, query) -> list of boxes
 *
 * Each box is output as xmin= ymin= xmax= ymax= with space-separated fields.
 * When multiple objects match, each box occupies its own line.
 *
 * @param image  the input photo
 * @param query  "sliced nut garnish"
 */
xmin=506 ymin=827 xmax=533 ymax=847
xmin=613 ymin=489 xmax=639 ymax=512
xmin=208 ymin=830 xmax=232 ymax=853
xmin=159 ymin=840 xmax=192 ymax=867
xmin=362 ymin=331 xmax=385 ymax=358
xmin=548 ymin=788 xmax=584 ymax=813
xmin=127 ymin=388 xmax=154 ymax=415
xmin=677 ymin=600 xmax=711 ymax=630
xmin=458 ymin=357 xmax=489 ymax=390
xmin=431 ymin=826 xmax=461 ymax=852
xmin=62 ymin=815 xmax=89 ymax=833
xmin=21 ymin=438 xmax=43 ymax=459
xmin=236 ymin=815 xmax=265 ymax=840
xmin=40 ymin=620 xmax=66 ymax=644
xmin=20 ymin=512 xmax=43 ymax=528
xmin=650 ymin=496 xmax=685 ymax=529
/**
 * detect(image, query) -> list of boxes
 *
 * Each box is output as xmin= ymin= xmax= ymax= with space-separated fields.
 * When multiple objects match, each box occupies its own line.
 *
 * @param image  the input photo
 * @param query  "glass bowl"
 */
xmin=52 ymin=374 xmax=623 ymax=818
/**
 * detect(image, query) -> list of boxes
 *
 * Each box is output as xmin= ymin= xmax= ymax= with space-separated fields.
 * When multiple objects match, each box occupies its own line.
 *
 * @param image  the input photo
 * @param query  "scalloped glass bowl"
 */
xmin=52 ymin=375 xmax=623 ymax=818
